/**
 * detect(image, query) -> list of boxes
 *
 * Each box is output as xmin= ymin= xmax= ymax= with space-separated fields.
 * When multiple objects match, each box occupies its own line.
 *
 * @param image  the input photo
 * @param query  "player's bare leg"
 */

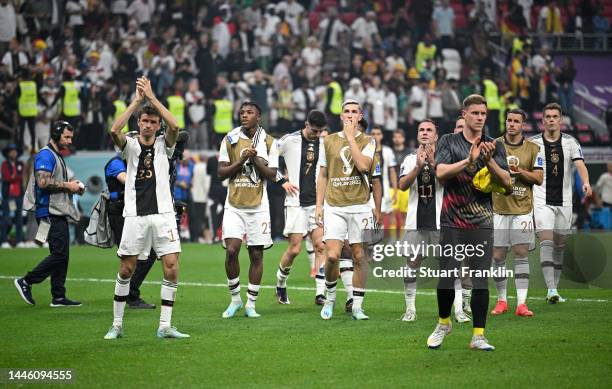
xmin=245 ymin=246 xmax=264 ymax=317
xmin=310 ymin=227 xmax=327 ymax=304
xmin=276 ymin=234 xmax=303 ymax=304
xmin=222 ymin=238 xmax=243 ymax=318
xmin=320 ymin=239 xmax=342 ymax=319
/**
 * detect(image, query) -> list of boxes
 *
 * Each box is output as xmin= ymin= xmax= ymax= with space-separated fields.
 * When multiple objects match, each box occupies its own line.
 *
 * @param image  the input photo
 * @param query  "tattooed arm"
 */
xmin=36 ymin=171 xmax=81 ymax=194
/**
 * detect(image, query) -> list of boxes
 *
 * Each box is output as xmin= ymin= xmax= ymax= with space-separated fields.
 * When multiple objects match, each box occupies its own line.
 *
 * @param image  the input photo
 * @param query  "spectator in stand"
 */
xmin=0 ymin=144 xmax=24 ymax=248
xmin=151 ymin=45 xmax=176 ymax=97
xmin=442 ymin=78 xmax=462 ymax=132
xmin=292 ymin=79 xmax=315 ymax=130
xmin=277 ymin=0 xmax=305 ymax=36
xmin=367 ymin=75 xmax=387 ymax=130
xmin=174 ymin=150 xmax=194 ymax=239
xmin=1 ymin=39 xmax=29 ymax=78
xmin=557 ymin=56 xmax=577 ymax=121
xmin=538 ymin=0 xmax=564 ymax=46
xmin=249 ymin=69 xmax=272 ymax=130
xmin=345 ymin=78 xmax=367 ymax=108
xmin=317 ymin=7 xmax=348 ymax=52
xmin=432 ymin=0 xmax=455 ymax=49
xmin=301 ymin=37 xmax=322 ymax=84
xmin=384 ymin=83 xmax=399 ymax=134
xmin=254 ymin=15 xmax=274 ymax=73
xmin=273 ymin=76 xmax=294 ymax=133
xmin=186 ymin=78 xmax=207 ymax=150
xmin=224 ymin=37 xmax=247 ymax=75
xmin=593 ymin=8 xmax=610 ymax=49
xmin=0 ymin=0 xmax=16 ymax=56
xmin=127 ymin=0 xmax=156 ymax=34
xmin=408 ymin=77 xmax=429 ymax=140
xmin=212 ymin=15 xmax=231 ymax=59
xmin=595 ymin=163 xmax=612 ymax=208
xmin=411 ymin=0 xmax=434 ymax=40
xmin=351 ymin=11 xmax=381 ymax=55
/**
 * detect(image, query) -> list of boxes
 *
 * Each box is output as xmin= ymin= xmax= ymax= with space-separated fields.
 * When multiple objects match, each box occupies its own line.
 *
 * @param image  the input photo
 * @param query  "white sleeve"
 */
xmin=400 ymin=154 xmax=415 ymax=177
xmin=570 ymin=137 xmax=584 ymax=161
xmin=385 ymin=147 xmax=397 ymax=167
xmin=163 ymin=136 xmax=175 ymax=158
xmin=318 ymin=139 xmax=327 ymax=167
xmin=362 ymin=137 xmax=376 ymax=159
xmin=268 ymin=139 xmax=280 ymax=169
xmin=534 ymin=144 xmax=544 ymax=169
xmin=121 ymin=137 xmax=137 ymax=161
xmin=219 ymin=137 xmax=230 ymax=163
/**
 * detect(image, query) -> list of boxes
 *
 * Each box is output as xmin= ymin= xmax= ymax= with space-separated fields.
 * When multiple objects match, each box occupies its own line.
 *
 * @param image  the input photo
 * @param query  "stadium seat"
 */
xmin=577 ymin=130 xmax=595 ymax=146
xmin=441 ymin=48 xmax=462 ymax=80
xmin=340 ymin=12 xmax=358 ymax=26
xmin=575 ymin=123 xmax=590 ymax=132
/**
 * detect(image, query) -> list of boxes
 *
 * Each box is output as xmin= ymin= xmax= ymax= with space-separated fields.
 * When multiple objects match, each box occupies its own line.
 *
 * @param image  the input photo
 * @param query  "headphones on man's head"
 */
xmin=51 ymin=120 xmax=74 ymax=142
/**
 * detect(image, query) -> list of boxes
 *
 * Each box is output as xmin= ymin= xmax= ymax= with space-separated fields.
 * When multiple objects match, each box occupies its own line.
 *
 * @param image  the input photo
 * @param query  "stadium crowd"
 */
xmin=0 ymin=0 xmax=611 ymax=246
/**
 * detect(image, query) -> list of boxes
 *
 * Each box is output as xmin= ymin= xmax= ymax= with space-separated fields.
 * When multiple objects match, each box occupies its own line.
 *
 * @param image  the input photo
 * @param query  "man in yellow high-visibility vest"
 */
xmin=323 ymin=73 xmax=343 ymax=132
xmin=166 ymin=81 xmax=186 ymax=131
xmin=482 ymin=68 xmax=501 ymax=138
xmin=50 ymin=71 xmax=82 ymax=131
xmin=14 ymin=70 xmax=46 ymax=152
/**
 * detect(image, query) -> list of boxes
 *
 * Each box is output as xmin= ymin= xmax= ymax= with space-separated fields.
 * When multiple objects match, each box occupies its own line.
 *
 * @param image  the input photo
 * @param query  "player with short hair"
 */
xmin=104 ymin=77 xmax=188 ymax=339
xmin=398 ymin=119 xmax=471 ymax=322
xmin=491 ymin=108 xmax=544 ymax=317
xmin=274 ymin=110 xmax=327 ymax=305
xmin=529 ymin=103 xmax=591 ymax=303
xmin=316 ymin=99 xmax=376 ymax=320
xmin=428 ymin=94 xmax=511 ymax=351
xmin=218 ymin=101 xmax=278 ymax=318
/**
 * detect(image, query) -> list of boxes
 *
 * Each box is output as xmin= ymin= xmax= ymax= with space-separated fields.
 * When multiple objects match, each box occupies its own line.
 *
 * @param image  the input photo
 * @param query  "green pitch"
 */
xmin=1 ymin=242 xmax=612 ymax=388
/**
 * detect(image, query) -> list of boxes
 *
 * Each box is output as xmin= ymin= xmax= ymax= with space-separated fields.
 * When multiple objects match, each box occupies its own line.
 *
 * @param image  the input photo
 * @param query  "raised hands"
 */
xmin=136 ymin=77 xmax=155 ymax=101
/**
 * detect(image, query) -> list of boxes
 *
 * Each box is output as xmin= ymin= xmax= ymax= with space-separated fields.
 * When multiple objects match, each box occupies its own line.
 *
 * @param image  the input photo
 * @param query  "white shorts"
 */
xmin=118 ymin=213 xmax=181 ymax=258
xmin=534 ymin=205 xmax=573 ymax=234
xmin=323 ymin=208 xmax=375 ymax=245
xmin=493 ymin=213 xmax=535 ymax=247
xmin=283 ymin=205 xmax=319 ymax=236
xmin=402 ymin=229 xmax=440 ymax=258
xmin=222 ymin=208 xmax=273 ymax=248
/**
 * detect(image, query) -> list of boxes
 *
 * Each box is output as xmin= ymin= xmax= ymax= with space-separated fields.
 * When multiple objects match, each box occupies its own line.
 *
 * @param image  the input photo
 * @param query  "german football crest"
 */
xmin=422 ymin=164 xmax=431 ymax=183
xmin=551 ymin=150 xmax=560 ymax=163
xmin=306 ymin=144 xmax=315 ymax=162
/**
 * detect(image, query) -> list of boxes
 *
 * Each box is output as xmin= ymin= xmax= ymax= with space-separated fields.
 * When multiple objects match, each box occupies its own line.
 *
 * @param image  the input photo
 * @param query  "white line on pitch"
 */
xmin=1 ymin=275 xmax=611 ymax=303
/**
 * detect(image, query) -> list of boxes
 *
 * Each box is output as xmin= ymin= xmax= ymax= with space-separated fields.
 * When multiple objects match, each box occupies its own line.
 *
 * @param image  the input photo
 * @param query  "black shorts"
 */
xmin=437 ymin=227 xmax=493 ymax=290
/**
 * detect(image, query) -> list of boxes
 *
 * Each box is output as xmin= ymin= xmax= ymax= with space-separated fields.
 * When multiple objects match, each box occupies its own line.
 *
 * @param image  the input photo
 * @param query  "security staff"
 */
xmin=50 ymin=71 xmax=82 ymax=131
xmin=15 ymin=121 xmax=85 ymax=307
xmin=14 ymin=69 xmax=46 ymax=152
xmin=482 ymin=69 xmax=501 ymax=138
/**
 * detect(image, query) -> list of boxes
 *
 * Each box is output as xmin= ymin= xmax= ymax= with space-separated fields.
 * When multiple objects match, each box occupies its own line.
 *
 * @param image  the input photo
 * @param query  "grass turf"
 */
xmin=1 ymin=242 xmax=612 ymax=388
